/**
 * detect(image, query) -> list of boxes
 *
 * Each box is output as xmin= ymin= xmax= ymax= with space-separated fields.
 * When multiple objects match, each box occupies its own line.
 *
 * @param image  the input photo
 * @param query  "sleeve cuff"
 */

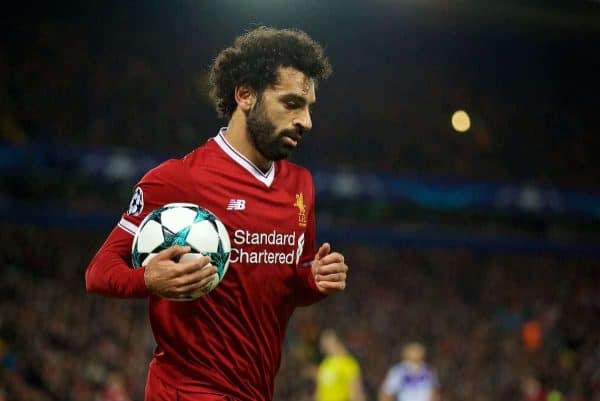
xmin=130 ymin=267 xmax=151 ymax=297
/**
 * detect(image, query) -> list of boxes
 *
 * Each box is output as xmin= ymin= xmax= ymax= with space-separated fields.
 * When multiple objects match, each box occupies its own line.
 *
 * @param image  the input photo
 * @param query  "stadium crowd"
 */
xmin=0 ymin=224 xmax=598 ymax=401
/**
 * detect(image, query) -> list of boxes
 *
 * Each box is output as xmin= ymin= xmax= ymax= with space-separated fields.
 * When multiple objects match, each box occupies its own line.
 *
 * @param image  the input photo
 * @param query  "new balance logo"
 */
xmin=226 ymin=199 xmax=246 ymax=211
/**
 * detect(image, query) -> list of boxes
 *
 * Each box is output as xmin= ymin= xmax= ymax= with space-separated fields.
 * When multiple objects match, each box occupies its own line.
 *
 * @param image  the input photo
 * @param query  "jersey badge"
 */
xmin=294 ymin=192 xmax=307 ymax=227
xmin=127 ymin=187 xmax=144 ymax=216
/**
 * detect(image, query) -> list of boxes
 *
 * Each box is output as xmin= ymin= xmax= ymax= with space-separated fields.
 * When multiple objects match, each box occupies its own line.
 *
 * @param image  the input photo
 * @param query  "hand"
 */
xmin=143 ymin=245 xmax=217 ymax=300
xmin=311 ymin=243 xmax=348 ymax=294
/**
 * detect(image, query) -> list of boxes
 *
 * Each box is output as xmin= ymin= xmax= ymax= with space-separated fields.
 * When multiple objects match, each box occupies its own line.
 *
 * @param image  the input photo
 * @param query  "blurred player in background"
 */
xmin=379 ymin=342 xmax=440 ymax=401
xmin=315 ymin=329 xmax=365 ymax=401
xmin=85 ymin=27 xmax=349 ymax=401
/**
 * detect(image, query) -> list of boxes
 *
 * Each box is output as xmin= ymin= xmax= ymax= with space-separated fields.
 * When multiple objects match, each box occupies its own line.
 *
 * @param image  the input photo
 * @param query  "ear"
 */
xmin=234 ymin=85 xmax=257 ymax=113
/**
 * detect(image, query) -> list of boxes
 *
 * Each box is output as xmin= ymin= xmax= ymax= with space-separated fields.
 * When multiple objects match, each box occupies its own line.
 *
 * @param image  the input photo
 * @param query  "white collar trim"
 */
xmin=214 ymin=127 xmax=275 ymax=187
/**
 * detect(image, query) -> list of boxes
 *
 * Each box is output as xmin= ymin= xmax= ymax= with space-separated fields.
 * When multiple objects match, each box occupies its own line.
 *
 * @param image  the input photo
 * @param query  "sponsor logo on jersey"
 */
xmin=230 ymin=229 xmax=304 ymax=265
xmin=127 ymin=187 xmax=144 ymax=216
xmin=293 ymin=192 xmax=307 ymax=227
xmin=226 ymin=199 xmax=246 ymax=211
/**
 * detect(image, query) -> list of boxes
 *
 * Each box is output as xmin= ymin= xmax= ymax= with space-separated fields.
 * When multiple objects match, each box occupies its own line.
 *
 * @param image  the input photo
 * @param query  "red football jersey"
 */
xmin=85 ymin=129 xmax=326 ymax=401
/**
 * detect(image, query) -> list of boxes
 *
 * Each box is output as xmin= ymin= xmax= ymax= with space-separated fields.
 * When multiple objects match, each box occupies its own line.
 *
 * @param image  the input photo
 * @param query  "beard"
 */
xmin=246 ymin=99 xmax=301 ymax=162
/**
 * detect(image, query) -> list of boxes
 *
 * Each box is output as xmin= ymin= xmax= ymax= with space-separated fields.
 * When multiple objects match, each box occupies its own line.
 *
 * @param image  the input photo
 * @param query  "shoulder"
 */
xmin=141 ymin=158 xmax=186 ymax=184
xmin=342 ymin=354 xmax=359 ymax=366
xmin=382 ymin=363 xmax=403 ymax=391
xmin=127 ymin=159 xmax=187 ymax=215
xmin=181 ymin=139 xmax=219 ymax=167
xmin=318 ymin=356 xmax=334 ymax=371
xmin=124 ymin=158 xmax=188 ymax=221
xmin=387 ymin=363 xmax=406 ymax=378
xmin=140 ymin=138 xmax=217 ymax=184
xmin=133 ymin=160 xmax=184 ymax=198
xmin=341 ymin=355 xmax=360 ymax=375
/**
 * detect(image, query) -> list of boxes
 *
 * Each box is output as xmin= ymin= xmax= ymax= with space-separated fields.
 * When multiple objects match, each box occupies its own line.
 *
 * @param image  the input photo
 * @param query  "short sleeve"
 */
xmin=381 ymin=366 xmax=401 ymax=395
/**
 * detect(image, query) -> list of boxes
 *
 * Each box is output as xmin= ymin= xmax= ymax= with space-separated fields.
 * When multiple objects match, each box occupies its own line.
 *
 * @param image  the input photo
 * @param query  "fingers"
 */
xmin=144 ymin=246 xmax=217 ymax=299
xmin=313 ymin=252 xmax=346 ymax=274
xmin=312 ymin=248 xmax=348 ymax=294
xmin=152 ymin=263 xmax=218 ymax=299
xmin=172 ymin=265 xmax=218 ymax=294
xmin=156 ymin=245 xmax=191 ymax=260
xmin=176 ymin=254 xmax=212 ymax=275
xmin=314 ymin=271 xmax=347 ymax=283
xmin=315 ymin=242 xmax=331 ymax=261
xmin=315 ymin=279 xmax=346 ymax=291
xmin=152 ymin=245 xmax=210 ymax=275
xmin=172 ymin=263 xmax=217 ymax=286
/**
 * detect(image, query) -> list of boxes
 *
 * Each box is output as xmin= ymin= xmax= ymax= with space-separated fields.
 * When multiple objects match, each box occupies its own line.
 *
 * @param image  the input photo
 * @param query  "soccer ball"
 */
xmin=131 ymin=203 xmax=231 ymax=299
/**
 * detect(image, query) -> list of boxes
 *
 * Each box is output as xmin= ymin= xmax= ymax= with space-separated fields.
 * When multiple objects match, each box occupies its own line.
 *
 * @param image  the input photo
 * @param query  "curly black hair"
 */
xmin=208 ymin=26 xmax=332 ymax=120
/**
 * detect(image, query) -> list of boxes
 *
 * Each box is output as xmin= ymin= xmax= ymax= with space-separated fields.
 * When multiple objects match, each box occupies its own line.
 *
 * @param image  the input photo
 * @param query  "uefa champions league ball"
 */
xmin=131 ymin=203 xmax=231 ymax=299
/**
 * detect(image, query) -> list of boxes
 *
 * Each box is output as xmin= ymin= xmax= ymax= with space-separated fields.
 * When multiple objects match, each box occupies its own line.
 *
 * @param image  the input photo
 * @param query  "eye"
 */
xmin=285 ymin=101 xmax=300 ymax=109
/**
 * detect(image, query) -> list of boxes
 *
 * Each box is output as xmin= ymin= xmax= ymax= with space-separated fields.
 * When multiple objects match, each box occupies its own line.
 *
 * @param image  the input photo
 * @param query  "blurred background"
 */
xmin=1 ymin=1 xmax=599 ymax=400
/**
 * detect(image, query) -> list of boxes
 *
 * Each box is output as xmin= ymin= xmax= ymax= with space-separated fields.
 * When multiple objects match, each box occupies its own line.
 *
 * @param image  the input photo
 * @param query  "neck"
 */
xmin=223 ymin=111 xmax=272 ymax=173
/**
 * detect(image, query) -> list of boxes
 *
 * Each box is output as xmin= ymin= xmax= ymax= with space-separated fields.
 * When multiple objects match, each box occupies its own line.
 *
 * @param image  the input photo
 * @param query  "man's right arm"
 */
xmin=85 ymin=226 xmax=216 ymax=299
xmin=378 ymin=367 xmax=399 ymax=401
xmin=378 ymin=392 xmax=395 ymax=401
xmin=85 ymin=161 xmax=171 ymax=298
xmin=350 ymin=367 xmax=366 ymax=401
xmin=85 ymin=159 xmax=217 ymax=299
xmin=84 ymin=160 xmax=177 ymax=298
xmin=85 ymin=225 xmax=150 ymax=298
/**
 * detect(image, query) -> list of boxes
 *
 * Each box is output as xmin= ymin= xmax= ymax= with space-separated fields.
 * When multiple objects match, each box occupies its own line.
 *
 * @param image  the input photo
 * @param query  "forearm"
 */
xmin=351 ymin=377 xmax=366 ymax=401
xmin=378 ymin=392 xmax=395 ymax=401
xmin=85 ymin=226 xmax=150 ymax=298
xmin=86 ymin=251 xmax=149 ymax=298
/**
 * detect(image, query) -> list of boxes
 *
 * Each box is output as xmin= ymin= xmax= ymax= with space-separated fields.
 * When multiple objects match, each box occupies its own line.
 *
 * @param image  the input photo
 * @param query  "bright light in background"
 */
xmin=451 ymin=110 xmax=471 ymax=133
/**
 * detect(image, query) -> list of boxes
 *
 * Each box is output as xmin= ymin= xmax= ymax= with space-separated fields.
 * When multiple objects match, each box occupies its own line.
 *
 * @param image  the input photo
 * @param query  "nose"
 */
xmin=293 ymin=107 xmax=312 ymax=132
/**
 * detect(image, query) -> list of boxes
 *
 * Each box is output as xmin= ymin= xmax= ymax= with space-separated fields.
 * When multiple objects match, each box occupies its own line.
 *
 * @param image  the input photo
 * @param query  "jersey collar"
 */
xmin=214 ymin=127 xmax=275 ymax=187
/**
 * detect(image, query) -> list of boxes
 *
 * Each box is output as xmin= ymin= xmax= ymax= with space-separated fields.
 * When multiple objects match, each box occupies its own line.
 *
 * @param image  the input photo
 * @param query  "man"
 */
xmin=379 ymin=342 xmax=440 ymax=401
xmin=315 ymin=329 xmax=365 ymax=401
xmin=85 ymin=27 xmax=348 ymax=401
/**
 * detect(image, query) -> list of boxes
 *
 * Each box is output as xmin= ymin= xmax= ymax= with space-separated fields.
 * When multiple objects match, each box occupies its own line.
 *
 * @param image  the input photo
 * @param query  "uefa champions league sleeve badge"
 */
xmin=127 ymin=187 xmax=144 ymax=216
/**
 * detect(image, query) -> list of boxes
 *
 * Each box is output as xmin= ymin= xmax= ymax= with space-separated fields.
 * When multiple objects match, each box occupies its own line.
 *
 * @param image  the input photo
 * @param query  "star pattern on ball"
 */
xmin=160 ymin=225 xmax=191 ymax=249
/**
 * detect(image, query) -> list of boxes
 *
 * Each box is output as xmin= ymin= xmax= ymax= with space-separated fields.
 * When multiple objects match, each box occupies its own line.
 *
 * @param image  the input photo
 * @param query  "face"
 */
xmin=403 ymin=344 xmax=425 ymax=364
xmin=246 ymin=67 xmax=316 ymax=161
xmin=319 ymin=332 xmax=336 ymax=355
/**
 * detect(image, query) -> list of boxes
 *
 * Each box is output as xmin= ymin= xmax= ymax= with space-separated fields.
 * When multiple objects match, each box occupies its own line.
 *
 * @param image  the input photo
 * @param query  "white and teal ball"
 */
xmin=131 ymin=203 xmax=231 ymax=299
